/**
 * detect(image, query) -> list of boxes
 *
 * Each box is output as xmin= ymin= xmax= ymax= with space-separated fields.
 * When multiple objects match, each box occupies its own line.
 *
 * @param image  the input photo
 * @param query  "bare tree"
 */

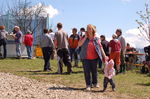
xmin=136 ymin=4 xmax=150 ymax=42
xmin=7 ymin=0 xmax=47 ymax=34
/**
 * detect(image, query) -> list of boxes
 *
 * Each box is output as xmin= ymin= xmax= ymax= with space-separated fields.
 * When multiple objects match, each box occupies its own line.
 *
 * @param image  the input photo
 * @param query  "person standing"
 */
xmin=68 ymin=28 xmax=80 ymax=67
xmin=102 ymin=59 xmax=116 ymax=92
xmin=54 ymin=23 xmax=72 ymax=74
xmin=116 ymin=29 xmax=126 ymax=73
xmin=100 ymin=35 xmax=109 ymax=56
xmin=13 ymin=26 xmax=22 ymax=59
xmin=24 ymin=30 xmax=33 ymax=59
xmin=38 ymin=29 xmax=54 ymax=71
xmin=78 ymin=24 xmax=108 ymax=91
xmin=109 ymin=34 xmax=121 ymax=74
xmin=78 ymin=27 xmax=86 ymax=38
xmin=98 ymin=35 xmax=109 ymax=68
xmin=0 ymin=26 xmax=8 ymax=59
xmin=48 ymin=29 xmax=55 ymax=41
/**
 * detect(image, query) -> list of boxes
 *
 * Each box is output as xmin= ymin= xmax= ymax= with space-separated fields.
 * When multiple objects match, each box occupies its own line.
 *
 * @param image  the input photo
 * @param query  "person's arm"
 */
xmin=109 ymin=47 xmax=111 ymax=54
xmin=121 ymin=37 xmax=126 ymax=51
xmin=78 ymin=36 xmax=87 ymax=47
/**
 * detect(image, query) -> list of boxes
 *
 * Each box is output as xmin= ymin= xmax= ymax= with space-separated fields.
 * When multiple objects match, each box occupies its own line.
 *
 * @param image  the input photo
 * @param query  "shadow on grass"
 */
xmin=18 ymin=70 xmax=84 ymax=75
xmin=48 ymin=86 xmax=85 ymax=91
xmin=136 ymin=83 xmax=150 ymax=86
xmin=48 ymin=86 xmax=106 ymax=93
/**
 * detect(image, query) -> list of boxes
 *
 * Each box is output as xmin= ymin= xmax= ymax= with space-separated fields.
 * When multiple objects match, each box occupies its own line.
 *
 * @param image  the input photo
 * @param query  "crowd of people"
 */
xmin=0 ymin=23 xmax=130 ymax=91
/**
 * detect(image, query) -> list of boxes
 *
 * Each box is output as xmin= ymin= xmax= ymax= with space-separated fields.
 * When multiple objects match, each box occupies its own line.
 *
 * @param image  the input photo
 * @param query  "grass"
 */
xmin=0 ymin=58 xmax=150 ymax=98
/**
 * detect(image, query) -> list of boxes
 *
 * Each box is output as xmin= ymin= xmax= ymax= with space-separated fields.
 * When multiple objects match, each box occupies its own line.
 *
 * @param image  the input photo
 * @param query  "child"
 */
xmin=102 ymin=59 xmax=116 ymax=92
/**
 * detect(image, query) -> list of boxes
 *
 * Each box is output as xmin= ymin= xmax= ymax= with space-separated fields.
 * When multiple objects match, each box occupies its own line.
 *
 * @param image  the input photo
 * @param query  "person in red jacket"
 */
xmin=109 ymin=34 xmax=121 ymax=74
xmin=24 ymin=30 xmax=33 ymax=59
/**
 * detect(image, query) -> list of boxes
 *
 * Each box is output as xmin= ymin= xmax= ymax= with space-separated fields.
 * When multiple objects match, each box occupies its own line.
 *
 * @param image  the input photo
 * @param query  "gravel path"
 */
xmin=0 ymin=72 xmax=135 ymax=99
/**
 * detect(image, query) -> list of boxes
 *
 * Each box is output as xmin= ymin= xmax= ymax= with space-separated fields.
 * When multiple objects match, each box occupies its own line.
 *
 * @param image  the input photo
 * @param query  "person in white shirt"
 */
xmin=48 ymin=29 xmax=55 ymax=41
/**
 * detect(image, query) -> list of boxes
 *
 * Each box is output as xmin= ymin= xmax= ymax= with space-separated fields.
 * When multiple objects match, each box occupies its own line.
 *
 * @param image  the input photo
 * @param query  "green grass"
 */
xmin=0 ymin=58 xmax=150 ymax=98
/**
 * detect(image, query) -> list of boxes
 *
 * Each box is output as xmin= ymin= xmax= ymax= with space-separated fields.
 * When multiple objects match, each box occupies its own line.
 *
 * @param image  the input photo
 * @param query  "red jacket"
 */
xmin=24 ymin=34 xmax=33 ymax=46
xmin=109 ymin=39 xmax=121 ymax=52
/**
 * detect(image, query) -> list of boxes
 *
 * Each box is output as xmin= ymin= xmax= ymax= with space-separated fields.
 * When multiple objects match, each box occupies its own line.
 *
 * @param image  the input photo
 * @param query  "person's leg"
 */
xmin=116 ymin=52 xmax=121 ymax=72
xmin=63 ymin=48 xmax=72 ymax=74
xmin=120 ymin=50 xmax=126 ymax=73
xmin=98 ymin=58 xmax=102 ymax=68
xmin=83 ymin=59 xmax=91 ymax=87
xmin=0 ymin=46 xmax=2 ymax=58
xmin=44 ymin=47 xmax=52 ymax=70
xmin=103 ymin=77 xmax=109 ymax=91
xmin=109 ymin=78 xmax=116 ymax=90
xmin=90 ymin=59 xmax=98 ymax=86
xmin=42 ymin=48 xmax=47 ymax=71
xmin=69 ymin=48 xmax=73 ymax=62
xmin=57 ymin=56 xmax=63 ymax=73
xmin=26 ymin=46 xmax=30 ymax=58
xmin=16 ymin=43 xmax=21 ymax=58
xmin=57 ymin=49 xmax=63 ymax=73
xmin=74 ymin=49 xmax=78 ymax=67
xmin=3 ymin=40 xmax=7 ymax=58
xmin=29 ymin=46 xmax=32 ymax=59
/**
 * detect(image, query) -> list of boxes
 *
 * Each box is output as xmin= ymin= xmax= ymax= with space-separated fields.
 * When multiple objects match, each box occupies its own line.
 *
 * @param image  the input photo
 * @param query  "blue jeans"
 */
xmin=16 ymin=43 xmax=21 ymax=57
xmin=83 ymin=59 xmax=98 ymax=86
xmin=70 ymin=48 xmax=78 ymax=66
xmin=26 ymin=46 xmax=32 ymax=59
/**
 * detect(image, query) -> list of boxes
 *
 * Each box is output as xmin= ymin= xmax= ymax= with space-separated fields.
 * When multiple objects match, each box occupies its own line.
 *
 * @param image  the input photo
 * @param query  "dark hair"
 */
xmin=49 ymin=29 xmax=53 ymax=32
xmin=100 ymin=35 xmax=105 ymax=39
xmin=72 ymin=28 xmax=77 ymax=32
xmin=57 ymin=23 xmax=63 ymax=29
xmin=80 ymin=27 xmax=85 ymax=32
xmin=116 ymin=29 xmax=122 ymax=34
xmin=43 ymin=29 xmax=48 ymax=34
xmin=127 ymin=43 xmax=130 ymax=46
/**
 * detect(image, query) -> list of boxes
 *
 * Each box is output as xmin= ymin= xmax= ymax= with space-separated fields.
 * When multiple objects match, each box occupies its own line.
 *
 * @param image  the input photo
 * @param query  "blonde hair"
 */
xmin=87 ymin=24 xmax=96 ymax=36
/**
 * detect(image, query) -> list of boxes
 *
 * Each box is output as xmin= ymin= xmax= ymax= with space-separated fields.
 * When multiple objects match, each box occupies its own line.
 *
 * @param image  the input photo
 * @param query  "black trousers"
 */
xmin=57 ymin=48 xmax=72 ymax=73
xmin=42 ymin=47 xmax=53 ymax=70
xmin=0 ymin=39 xmax=7 ymax=58
xmin=103 ymin=77 xmax=115 ymax=89
xmin=83 ymin=59 xmax=98 ymax=86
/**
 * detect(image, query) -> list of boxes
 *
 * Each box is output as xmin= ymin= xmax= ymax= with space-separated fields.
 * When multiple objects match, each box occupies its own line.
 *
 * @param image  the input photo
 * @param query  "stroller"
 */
xmin=141 ymin=45 xmax=150 ymax=74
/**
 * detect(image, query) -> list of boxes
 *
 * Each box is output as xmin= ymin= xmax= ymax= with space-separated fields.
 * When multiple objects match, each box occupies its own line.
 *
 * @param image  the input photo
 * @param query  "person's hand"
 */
xmin=105 ymin=56 xmax=109 ymax=61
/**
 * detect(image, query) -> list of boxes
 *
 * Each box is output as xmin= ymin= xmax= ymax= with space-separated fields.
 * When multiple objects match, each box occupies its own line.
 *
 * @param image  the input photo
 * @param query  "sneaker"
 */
xmin=112 ymin=88 xmax=116 ymax=91
xmin=93 ymin=84 xmax=99 ymax=88
xmin=86 ymin=86 xmax=91 ymax=91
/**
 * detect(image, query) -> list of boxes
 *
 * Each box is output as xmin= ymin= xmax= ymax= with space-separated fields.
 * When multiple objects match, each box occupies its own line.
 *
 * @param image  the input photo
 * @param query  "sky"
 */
xmin=1 ymin=0 xmax=150 ymax=48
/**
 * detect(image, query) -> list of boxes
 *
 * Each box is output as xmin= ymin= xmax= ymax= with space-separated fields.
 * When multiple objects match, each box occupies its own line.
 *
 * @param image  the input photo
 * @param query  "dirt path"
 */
xmin=0 ymin=72 xmax=137 ymax=99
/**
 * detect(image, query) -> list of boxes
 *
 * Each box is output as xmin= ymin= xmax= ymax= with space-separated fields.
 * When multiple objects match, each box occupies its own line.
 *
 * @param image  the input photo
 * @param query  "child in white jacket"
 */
xmin=103 ymin=59 xmax=116 ymax=92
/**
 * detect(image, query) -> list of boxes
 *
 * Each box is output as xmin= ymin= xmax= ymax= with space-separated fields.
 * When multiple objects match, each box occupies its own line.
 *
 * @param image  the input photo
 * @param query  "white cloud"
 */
xmin=124 ymin=28 xmax=149 ymax=48
xmin=30 ymin=3 xmax=59 ymax=18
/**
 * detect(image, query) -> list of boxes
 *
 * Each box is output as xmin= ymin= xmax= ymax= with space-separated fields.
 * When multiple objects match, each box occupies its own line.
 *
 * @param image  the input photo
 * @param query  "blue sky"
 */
xmin=1 ymin=0 xmax=150 ymax=48
xmin=36 ymin=0 xmax=149 ymax=36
